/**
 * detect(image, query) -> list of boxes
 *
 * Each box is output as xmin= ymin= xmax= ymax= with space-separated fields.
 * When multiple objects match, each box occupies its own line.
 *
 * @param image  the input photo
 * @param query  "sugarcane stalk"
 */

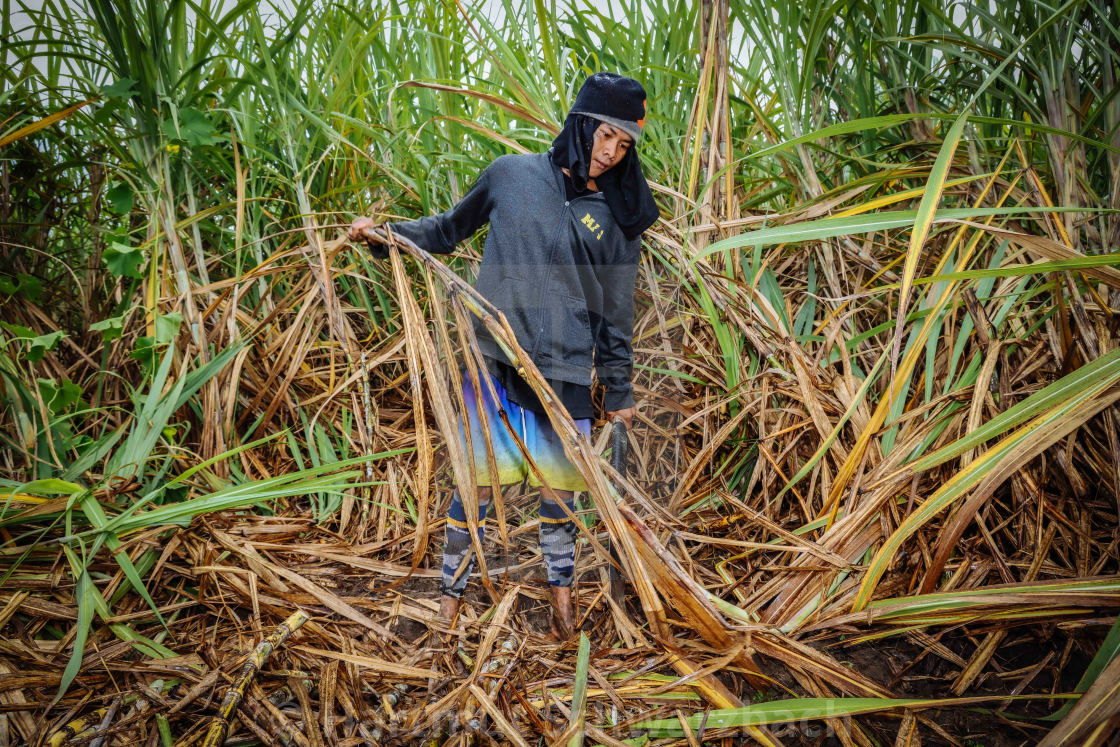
xmin=566 ymin=633 xmax=591 ymax=747
xmin=360 ymin=350 xmax=374 ymax=530
xmin=47 ymin=690 xmax=145 ymax=747
xmin=197 ymin=609 xmax=309 ymax=747
xmin=46 ymin=706 xmax=111 ymax=747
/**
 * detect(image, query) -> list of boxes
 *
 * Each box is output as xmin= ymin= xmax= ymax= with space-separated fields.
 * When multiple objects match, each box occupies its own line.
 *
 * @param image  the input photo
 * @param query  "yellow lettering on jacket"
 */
xmin=580 ymin=212 xmax=601 ymax=239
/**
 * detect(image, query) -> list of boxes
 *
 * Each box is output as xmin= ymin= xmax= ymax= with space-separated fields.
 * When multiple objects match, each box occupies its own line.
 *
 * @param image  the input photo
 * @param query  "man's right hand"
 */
xmin=606 ymin=406 xmax=635 ymax=430
xmin=348 ymin=217 xmax=389 ymax=258
xmin=348 ymin=216 xmax=376 ymax=243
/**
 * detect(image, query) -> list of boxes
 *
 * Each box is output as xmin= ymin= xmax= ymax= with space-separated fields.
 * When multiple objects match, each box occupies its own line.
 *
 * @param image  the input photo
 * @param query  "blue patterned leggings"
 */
xmin=441 ymin=490 xmax=578 ymax=598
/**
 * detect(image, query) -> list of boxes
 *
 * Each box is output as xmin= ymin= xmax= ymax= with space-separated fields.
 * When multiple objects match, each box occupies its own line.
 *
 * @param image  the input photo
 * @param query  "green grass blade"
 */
xmin=55 ymin=548 xmax=97 ymax=703
xmin=76 ymin=491 xmax=167 ymax=628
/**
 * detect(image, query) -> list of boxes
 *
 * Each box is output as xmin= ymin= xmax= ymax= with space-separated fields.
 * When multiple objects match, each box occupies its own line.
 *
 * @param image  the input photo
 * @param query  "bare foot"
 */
xmin=435 ymin=594 xmax=460 ymax=633
xmin=547 ymin=585 xmax=575 ymax=641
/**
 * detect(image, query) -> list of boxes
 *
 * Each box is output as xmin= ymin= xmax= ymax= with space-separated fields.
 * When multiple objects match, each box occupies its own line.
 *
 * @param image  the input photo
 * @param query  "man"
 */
xmin=349 ymin=72 xmax=658 ymax=640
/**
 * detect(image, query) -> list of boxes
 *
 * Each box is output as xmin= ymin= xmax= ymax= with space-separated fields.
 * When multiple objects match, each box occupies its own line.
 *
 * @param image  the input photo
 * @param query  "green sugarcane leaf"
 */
xmin=1044 ymin=615 xmax=1120 ymax=722
xmin=907 ymin=252 xmax=1120 ymax=287
xmin=1077 ymin=616 xmax=1120 ymax=692
xmin=854 ymin=367 xmax=1120 ymax=610
xmin=912 ymin=349 xmax=1120 ymax=471
xmin=743 ymin=114 xmax=937 ymax=163
xmin=894 ymin=113 xmax=969 ymax=342
xmin=637 ymin=695 xmax=1075 ymax=737
xmin=696 ymin=206 xmax=1093 ymax=259
xmin=156 ymin=714 xmax=173 ymax=747
xmin=107 ymin=624 xmax=179 ymax=659
xmin=568 ymin=632 xmax=591 ymax=747
xmin=91 ymin=452 xmax=403 ymax=536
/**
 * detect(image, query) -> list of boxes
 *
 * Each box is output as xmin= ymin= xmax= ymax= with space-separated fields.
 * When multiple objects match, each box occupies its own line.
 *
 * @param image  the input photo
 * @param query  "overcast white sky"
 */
xmin=6 ymin=0 xmax=748 ymax=77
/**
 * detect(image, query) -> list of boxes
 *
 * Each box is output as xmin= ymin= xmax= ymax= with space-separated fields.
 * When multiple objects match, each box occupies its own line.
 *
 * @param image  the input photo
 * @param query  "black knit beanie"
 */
xmin=569 ymin=72 xmax=647 ymax=142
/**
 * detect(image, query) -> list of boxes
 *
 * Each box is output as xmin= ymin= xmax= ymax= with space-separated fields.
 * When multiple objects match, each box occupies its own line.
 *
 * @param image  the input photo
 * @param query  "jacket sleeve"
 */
xmin=595 ymin=238 xmax=641 ymax=412
xmin=379 ymin=165 xmax=494 ymax=256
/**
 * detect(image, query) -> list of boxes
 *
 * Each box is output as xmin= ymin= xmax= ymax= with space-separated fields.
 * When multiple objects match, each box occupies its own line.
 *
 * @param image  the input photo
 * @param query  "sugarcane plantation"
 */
xmin=2 ymin=0 xmax=1119 ymax=745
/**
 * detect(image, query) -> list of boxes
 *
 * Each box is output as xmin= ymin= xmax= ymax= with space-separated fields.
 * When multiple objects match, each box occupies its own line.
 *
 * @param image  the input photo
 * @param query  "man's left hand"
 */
xmin=606 ymin=406 xmax=635 ymax=429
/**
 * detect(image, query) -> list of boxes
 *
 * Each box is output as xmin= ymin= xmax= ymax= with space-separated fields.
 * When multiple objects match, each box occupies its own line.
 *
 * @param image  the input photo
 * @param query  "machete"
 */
xmin=607 ymin=417 xmax=629 ymax=606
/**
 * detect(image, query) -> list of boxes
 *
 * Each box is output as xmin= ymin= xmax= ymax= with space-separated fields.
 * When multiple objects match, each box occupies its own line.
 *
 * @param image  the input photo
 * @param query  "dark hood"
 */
xmin=549 ymin=114 xmax=659 ymax=240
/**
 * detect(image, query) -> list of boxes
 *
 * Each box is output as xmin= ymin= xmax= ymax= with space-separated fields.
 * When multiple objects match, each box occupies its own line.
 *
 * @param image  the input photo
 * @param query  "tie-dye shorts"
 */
xmin=460 ymin=370 xmax=591 ymax=492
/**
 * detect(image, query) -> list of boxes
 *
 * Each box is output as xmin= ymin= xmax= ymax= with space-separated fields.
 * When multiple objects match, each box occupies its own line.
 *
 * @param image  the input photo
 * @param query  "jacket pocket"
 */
xmin=550 ymin=294 xmax=593 ymax=364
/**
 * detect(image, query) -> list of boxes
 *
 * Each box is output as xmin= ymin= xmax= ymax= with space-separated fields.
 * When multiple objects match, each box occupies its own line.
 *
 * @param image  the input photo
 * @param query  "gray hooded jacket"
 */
xmin=388 ymin=152 xmax=639 ymax=411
